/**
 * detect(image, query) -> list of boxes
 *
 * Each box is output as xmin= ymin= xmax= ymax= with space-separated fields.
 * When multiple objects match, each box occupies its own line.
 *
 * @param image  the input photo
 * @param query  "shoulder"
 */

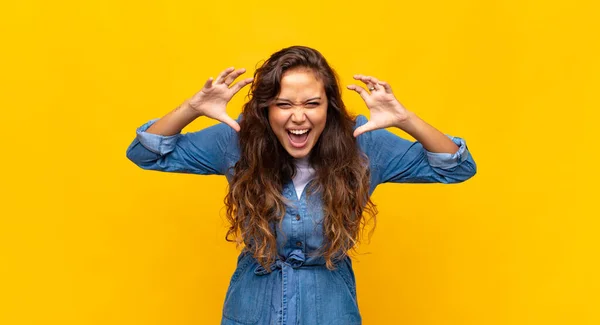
xmin=353 ymin=114 xmax=371 ymax=152
xmin=227 ymin=113 xmax=243 ymax=156
xmin=353 ymin=114 xmax=368 ymax=130
xmin=222 ymin=114 xmax=243 ymax=178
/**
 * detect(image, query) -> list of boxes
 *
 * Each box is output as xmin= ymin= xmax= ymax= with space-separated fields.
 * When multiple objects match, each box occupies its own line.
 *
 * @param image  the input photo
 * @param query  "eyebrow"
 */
xmin=275 ymin=97 xmax=322 ymax=102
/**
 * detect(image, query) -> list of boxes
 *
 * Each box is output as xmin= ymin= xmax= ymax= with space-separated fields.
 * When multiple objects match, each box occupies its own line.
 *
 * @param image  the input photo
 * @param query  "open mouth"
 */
xmin=287 ymin=129 xmax=311 ymax=148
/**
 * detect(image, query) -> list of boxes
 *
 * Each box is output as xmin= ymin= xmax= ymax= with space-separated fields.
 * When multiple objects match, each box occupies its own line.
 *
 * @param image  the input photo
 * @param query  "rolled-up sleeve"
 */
xmin=355 ymin=115 xmax=477 ymax=185
xmin=125 ymin=117 xmax=236 ymax=175
xmin=425 ymin=135 xmax=469 ymax=169
xmin=134 ymin=118 xmax=181 ymax=155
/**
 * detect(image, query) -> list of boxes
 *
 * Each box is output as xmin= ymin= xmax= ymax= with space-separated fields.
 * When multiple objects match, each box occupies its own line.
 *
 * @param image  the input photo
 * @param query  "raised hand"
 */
xmin=187 ymin=67 xmax=253 ymax=131
xmin=347 ymin=74 xmax=411 ymax=137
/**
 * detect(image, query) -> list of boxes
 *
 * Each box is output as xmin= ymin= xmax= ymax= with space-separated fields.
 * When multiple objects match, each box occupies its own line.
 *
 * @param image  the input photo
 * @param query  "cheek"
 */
xmin=308 ymin=109 xmax=327 ymax=128
xmin=268 ymin=108 xmax=287 ymax=131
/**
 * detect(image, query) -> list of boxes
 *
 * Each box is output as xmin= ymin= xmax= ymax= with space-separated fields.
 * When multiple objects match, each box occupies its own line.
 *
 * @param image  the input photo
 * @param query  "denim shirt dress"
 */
xmin=125 ymin=114 xmax=477 ymax=325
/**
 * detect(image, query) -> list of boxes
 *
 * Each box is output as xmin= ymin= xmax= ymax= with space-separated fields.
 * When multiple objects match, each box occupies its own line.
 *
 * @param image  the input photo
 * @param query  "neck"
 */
xmin=294 ymin=155 xmax=310 ymax=167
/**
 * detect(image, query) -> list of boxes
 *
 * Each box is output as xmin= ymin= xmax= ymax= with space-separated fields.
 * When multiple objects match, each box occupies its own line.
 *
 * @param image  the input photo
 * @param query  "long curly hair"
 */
xmin=224 ymin=46 xmax=377 ymax=270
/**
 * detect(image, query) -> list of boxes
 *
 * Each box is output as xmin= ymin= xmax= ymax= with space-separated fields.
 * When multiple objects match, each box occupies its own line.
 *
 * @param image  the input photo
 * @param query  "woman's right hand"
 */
xmin=186 ymin=67 xmax=253 ymax=132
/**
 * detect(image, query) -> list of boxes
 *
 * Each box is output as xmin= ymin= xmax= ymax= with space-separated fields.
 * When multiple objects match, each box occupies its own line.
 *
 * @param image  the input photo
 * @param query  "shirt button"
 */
xmin=296 ymin=241 xmax=303 ymax=247
xmin=295 ymin=214 xmax=301 ymax=221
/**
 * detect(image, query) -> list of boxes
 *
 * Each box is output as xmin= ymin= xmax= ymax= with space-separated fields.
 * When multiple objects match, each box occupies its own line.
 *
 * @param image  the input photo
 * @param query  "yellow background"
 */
xmin=1 ymin=0 xmax=598 ymax=324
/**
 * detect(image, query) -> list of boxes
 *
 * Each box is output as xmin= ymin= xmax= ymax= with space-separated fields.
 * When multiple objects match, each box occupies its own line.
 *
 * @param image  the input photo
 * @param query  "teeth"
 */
xmin=289 ymin=129 xmax=309 ymax=135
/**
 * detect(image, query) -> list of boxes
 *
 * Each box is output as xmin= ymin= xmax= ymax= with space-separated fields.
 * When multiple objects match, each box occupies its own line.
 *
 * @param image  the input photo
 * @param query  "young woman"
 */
xmin=126 ymin=46 xmax=476 ymax=325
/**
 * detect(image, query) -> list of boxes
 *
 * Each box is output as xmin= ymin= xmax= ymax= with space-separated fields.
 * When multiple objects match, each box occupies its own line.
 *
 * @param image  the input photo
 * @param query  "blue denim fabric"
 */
xmin=126 ymin=114 xmax=477 ymax=324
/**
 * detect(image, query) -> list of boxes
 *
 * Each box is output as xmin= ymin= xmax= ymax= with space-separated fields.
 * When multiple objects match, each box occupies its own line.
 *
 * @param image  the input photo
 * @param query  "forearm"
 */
xmin=396 ymin=111 xmax=459 ymax=154
xmin=145 ymin=100 xmax=202 ymax=136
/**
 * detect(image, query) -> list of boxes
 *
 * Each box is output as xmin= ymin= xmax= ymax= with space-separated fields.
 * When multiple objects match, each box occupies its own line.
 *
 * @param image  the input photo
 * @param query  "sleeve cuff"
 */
xmin=135 ymin=118 xmax=181 ymax=155
xmin=425 ymin=135 xmax=469 ymax=169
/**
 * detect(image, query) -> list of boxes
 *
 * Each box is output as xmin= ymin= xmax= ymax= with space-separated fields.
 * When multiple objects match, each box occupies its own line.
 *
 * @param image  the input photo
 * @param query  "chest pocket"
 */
xmin=222 ymin=253 xmax=270 ymax=324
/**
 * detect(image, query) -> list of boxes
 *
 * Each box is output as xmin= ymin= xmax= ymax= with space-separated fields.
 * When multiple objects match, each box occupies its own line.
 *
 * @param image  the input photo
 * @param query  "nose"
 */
xmin=290 ymin=107 xmax=306 ymax=123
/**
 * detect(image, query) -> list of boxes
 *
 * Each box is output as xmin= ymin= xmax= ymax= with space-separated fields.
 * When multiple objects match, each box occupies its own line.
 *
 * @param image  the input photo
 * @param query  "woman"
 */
xmin=126 ymin=46 xmax=476 ymax=325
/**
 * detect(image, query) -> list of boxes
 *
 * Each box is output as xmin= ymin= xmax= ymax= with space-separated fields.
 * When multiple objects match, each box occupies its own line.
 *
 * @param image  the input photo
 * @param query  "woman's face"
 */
xmin=268 ymin=69 xmax=327 ymax=159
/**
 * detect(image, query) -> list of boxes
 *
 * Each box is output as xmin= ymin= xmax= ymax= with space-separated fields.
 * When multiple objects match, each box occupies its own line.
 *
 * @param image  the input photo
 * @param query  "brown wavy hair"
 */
xmin=224 ymin=46 xmax=377 ymax=270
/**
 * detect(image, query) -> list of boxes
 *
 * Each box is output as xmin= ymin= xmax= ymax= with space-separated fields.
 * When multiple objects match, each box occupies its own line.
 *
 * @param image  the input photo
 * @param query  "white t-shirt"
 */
xmin=292 ymin=156 xmax=316 ymax=199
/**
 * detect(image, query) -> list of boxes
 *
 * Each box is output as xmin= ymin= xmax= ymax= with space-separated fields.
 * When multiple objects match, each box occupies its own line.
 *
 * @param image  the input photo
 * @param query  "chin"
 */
xmin=286 ymin=146 xmax=312 ymax=159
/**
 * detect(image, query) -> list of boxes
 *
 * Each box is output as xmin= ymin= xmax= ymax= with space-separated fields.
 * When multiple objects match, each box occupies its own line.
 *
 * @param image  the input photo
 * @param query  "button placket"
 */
xmin=284 ymin=181 xmax=303 ymax=252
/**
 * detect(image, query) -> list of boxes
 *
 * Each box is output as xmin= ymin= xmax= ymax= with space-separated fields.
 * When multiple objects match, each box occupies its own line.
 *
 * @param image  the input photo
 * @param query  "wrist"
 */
xmin=180 ymin=100 xmax=203 ymax=119
xmin=395 ymin=110 xmax=418 ymax=130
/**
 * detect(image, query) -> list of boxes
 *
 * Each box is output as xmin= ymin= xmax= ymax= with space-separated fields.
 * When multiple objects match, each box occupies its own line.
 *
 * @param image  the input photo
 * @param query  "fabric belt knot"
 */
xmin=253 ymin=249 xmax=305 ymax=324
xmin=254 ymin=248 xmax=306 ymax=275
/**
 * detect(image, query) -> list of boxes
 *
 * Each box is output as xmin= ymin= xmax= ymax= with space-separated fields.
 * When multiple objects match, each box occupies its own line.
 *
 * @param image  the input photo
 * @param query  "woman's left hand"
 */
xmin=347 ymin=74 xmax=412 ymax=137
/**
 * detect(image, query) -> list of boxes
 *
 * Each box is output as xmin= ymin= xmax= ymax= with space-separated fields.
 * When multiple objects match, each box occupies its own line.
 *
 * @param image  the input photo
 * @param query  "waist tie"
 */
xmin=254 ymin=249 xmax=305 ymax=325
xmin=254 ymin=249 xmax=306 ymax=275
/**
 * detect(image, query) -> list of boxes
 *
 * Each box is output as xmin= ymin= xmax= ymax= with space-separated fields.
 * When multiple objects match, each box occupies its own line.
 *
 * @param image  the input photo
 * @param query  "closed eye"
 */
xmin=275 ymin=102 xmax=320 ymax=108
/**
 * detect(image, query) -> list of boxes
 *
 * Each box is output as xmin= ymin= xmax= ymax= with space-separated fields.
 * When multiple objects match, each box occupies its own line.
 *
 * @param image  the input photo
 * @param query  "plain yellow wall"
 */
xmin=1 ymin=0 xmax=598 ymax=324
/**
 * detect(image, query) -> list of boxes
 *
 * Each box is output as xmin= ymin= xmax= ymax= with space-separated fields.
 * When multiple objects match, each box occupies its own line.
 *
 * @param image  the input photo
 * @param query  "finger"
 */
xmin=353 ymin=75 xmax=378 ymax=90
xmin=368 ymin=76 xmax=381 ymax=84
xmin=224 ymin=68 xmax=247 ymax=86
xmin=203 ymin=77 xmax=214 ymax=89
xmin=353 ymin=121 xmax=377 ymax=137
xmin=365 ymin=76 xmax=381 ymax=90
xmin=378 ymin=81 xmax=393 ymax=93
xmin=230 ymin=77 xmax=254 ymax=94
xmin=353 ymin=74 xmax=370 ymax=85
xmin=347 ymin=84 xmax=370 ymax=102
xmin=217 ymin=113 xmax=241 ymax=132
xmin=215 ymin=67 xmax=235 ymax=84
xmin=353 ymin=74 xmax=375 ymax=82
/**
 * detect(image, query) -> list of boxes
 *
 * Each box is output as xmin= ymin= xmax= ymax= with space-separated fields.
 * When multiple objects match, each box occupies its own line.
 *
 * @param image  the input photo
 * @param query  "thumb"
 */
xmin=353 ymin=121 xmax=377 ymax=137
xmin=217 ymin=113 xmax=241 ymax=132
